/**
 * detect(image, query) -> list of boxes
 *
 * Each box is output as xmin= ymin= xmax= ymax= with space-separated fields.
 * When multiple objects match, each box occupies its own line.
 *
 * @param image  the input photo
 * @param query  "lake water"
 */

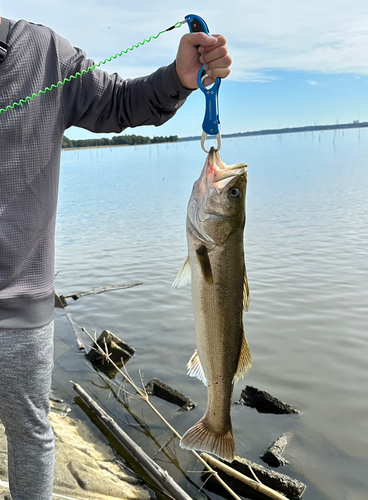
xmin=54 ymin=129 xmax=368 ymax=500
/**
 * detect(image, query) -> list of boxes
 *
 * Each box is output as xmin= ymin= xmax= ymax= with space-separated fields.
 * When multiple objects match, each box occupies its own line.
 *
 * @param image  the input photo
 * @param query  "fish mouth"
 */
xmin=194 ymin=147 xmax=247 ymax=197
xmin=207 ymin=147 xmax=247 ymax=187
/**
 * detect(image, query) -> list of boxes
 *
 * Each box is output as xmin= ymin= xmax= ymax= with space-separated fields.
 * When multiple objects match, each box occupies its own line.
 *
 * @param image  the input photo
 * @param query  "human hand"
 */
xmin=175 ymin=32 xmax=232 ymax=89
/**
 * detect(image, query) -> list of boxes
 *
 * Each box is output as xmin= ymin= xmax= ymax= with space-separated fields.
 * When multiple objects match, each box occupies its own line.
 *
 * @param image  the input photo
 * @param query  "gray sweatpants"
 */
xmin=0 ymin=321 xmax=55 ymax=500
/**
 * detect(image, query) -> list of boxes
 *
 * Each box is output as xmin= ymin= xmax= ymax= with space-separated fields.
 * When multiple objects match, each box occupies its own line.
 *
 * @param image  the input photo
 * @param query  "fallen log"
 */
xmin=236 ymin=386 xmax=300 ymax=414
xmin=72 ymin=381 xmax=193 ymax=500
xmin=261 ymin=435 xmax=289 ymax=467
xmin=145 ymin=378 xmax=196 ymax=411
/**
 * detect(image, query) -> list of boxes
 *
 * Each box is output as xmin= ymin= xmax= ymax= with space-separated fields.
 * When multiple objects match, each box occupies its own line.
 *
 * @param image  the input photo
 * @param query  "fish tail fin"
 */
xmin=179 ymin=416 xmax=235 ymax=462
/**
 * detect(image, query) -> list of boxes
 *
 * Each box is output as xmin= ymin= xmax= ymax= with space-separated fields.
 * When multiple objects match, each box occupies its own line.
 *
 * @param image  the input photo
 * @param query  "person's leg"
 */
xmin=0 ymin=321 xmax=55 ymax=500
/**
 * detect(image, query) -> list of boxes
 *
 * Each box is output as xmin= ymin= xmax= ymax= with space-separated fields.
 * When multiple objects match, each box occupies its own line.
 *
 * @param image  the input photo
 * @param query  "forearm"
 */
xmin=62 ymin=45 xmax=193 ymax=133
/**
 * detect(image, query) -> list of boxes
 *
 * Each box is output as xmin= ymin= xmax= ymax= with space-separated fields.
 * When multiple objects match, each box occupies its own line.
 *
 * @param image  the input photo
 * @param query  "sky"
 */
xmin=2 ymin=0 xmax=368 ymax=140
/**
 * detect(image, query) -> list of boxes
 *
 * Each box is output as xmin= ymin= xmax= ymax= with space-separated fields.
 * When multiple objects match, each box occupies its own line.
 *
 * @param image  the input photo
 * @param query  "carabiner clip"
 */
xmin=201 ymin=130 xmax=221 ymax=153
xmin=185 ymin=14 xmax=222 ymax=153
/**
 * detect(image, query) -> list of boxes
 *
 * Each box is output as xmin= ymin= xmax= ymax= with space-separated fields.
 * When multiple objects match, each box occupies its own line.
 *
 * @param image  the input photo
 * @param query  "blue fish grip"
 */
xmin=198 ymin=75 xmax=221 ymax=136
xmin=185 ymin=14 xmax=221 ymax=137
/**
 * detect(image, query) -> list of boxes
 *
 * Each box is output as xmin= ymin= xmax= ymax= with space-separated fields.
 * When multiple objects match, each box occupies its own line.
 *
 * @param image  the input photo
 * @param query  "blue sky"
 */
xmin=2 ymin=0 xmax=368 ymax=140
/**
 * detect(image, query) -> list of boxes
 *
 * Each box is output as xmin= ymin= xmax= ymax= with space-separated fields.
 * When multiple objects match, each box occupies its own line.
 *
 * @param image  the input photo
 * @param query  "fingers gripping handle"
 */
xmin=185 ymin=14 xmax=221 ymax=152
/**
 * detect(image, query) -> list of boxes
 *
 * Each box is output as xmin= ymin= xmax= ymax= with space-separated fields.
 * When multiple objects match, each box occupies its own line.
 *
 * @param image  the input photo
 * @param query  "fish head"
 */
xmin=187 ymin=147 xmax=247 ymax=245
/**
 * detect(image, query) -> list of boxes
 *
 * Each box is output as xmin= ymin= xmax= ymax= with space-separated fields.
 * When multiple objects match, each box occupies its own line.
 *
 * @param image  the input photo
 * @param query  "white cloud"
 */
xmin=3 ymin=0 xmax=368 ymax=81
xmin=225 ymin=0 xmax=368 ymax=80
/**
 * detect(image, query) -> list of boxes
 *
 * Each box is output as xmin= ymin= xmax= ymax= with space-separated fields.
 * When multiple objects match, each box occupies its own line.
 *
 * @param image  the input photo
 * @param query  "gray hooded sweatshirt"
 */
xmin=0 ymin=19 xmax=192 ymax=329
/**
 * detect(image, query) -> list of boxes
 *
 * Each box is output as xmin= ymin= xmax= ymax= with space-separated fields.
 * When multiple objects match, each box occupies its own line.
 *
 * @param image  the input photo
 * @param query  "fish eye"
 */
xmin=229 ymin=187 xmax=242 ymax=198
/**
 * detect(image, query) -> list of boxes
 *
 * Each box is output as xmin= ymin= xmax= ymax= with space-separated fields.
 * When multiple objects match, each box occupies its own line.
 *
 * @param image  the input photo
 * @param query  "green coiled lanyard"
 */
xmin=0 ymin=20 xmax=185 ymax=116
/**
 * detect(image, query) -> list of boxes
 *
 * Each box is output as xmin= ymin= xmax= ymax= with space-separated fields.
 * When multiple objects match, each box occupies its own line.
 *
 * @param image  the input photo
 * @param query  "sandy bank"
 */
xmin=0 ymin=410 xmax=155 ymax=500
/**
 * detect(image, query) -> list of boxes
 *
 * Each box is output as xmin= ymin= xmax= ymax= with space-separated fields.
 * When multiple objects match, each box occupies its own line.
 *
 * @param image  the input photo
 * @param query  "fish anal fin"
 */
xmin=196 ymin=245 xmax=213 ymax=285
xmin=243 ymin=267 xmax=250 ymax=311
xmin=180 ymin=416 xmax=235 ymax=462
xmin=172 ymin=257 xmax=191 ymax=288
xmin=187 ymin=349 xmax=207 ymax=386
xmin=234 ymin=331 xmax=252 ymax=383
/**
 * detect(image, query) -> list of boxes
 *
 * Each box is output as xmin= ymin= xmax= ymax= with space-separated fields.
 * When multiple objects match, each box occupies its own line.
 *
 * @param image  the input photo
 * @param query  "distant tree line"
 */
xmin=62 ymin=134 xmax=179 ymax=149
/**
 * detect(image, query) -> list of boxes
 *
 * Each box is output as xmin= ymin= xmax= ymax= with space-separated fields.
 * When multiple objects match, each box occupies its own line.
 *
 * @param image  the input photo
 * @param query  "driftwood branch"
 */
xmin=55 ymin=283 xmax=143 ymax=308
xmin=72 ymin=381 xmax=192 ymax=500
xmin=63 ymin=283 xmax=142 ymax=300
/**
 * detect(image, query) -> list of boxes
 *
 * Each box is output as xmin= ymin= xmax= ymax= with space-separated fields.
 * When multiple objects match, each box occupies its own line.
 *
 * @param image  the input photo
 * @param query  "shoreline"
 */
xmin=180 ymin=120 xmax=368 ymax=142
xmin=62 ymin=120 xmax=368 ymax=151
xmin=61 ymin=143 xmax=132 ymax=151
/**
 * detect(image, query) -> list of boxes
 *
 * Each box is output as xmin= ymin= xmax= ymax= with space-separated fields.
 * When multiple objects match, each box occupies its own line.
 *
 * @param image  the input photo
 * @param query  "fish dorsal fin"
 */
xmin=172 ymin=257 xmax=191 ymax=288
xmin=233 ymin=331 xmax=252 ymax=383
xmin=196 ymin=245 xmax=213 ymax=285
xmin=187 ymin=349 xmax=207 ymax=386
xmin=243 ymin=267 xmax=250 ymax=311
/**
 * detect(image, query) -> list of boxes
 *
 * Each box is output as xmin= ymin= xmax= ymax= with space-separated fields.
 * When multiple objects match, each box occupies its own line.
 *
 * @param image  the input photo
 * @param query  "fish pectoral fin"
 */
xmin=196 ymin=245 xmax=213 ymax=285
xmin=187 ymin=349 xmax=207 ymax=386
xmin=180 ymin=416 xmax=235 ymax=462
xmin=243 ymin=267 xmax=250 ymax=311
xmin=172 ymin=257 xmax=191 ymax=288
xmin=233 ymin=331 xmax=252 ymax=383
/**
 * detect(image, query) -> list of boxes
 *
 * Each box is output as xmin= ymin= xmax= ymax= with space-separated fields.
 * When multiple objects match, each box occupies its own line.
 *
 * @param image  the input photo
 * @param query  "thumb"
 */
xmin=184 ymin=32 xmax=217 ymax=47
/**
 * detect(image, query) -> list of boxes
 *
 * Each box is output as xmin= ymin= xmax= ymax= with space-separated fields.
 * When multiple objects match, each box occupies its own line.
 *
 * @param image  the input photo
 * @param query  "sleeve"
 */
xmin=58 ymin=37 xmax=193 ymax=133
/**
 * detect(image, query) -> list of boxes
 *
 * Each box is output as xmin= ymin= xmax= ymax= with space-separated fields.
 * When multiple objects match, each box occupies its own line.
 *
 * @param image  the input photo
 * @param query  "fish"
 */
xmin=173 ymin=147 xmax=252 ymax=462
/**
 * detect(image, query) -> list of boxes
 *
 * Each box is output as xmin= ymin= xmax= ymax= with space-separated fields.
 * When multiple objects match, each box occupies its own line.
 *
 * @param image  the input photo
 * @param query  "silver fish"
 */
xmin=173 ymin=147 xmax=252 ymax=462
